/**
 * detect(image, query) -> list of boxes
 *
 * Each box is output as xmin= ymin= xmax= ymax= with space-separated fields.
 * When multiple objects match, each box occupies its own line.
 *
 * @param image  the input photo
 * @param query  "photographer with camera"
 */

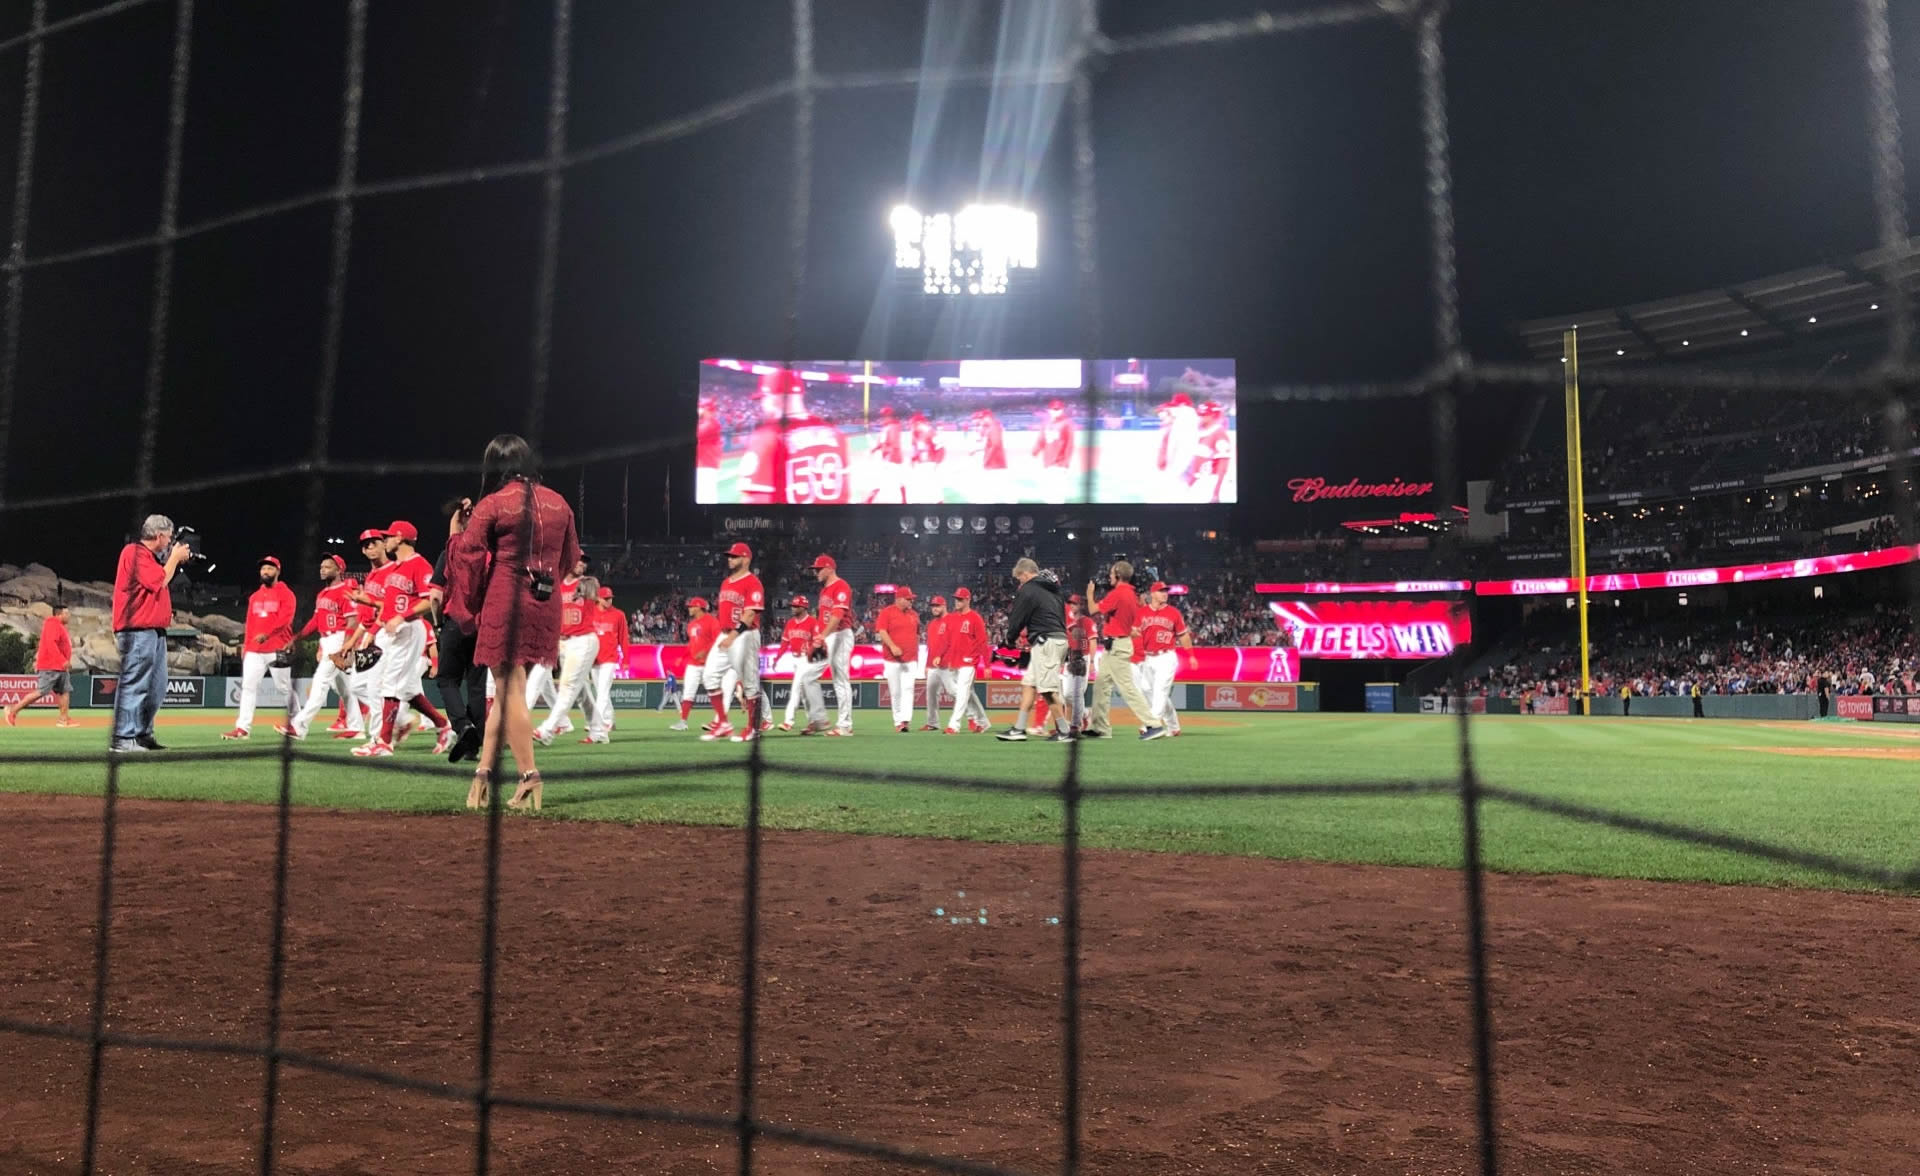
xmin=995 ymin=558 xmax=1074 ymax=742
xmin=221 ymin=557 xmax=297 ymax=740
xmin=110 ymin=514 xmax=193 ymax=753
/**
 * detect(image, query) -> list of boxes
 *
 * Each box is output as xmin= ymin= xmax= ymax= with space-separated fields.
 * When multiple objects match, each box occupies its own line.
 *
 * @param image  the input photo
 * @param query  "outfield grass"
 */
xmin=3 ymin=712 xmax=1918 ymax=890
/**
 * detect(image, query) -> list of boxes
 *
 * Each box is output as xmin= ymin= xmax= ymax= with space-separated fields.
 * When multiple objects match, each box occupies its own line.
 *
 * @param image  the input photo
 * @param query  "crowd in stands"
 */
xmin=1466 ymin=603 xmax=1918 ymax=700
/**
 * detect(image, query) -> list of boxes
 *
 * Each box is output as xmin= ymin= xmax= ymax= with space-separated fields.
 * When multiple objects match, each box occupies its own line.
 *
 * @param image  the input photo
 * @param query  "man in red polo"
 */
xmin=4 ymin=601 xmax=76 ymax=728
xmin=874 ymin=586 xmax=920 ymax=733
xmin=1084 ymin=559 xmax=1165 ymax=739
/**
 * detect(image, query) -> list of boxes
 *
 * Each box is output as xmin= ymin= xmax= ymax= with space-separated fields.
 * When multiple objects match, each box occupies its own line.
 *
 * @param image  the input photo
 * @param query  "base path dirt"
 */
xmin=3 ymin=795 xmax=1917 ymax=1175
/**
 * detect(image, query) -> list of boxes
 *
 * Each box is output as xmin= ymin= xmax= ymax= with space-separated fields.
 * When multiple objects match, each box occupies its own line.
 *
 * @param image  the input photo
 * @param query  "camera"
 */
xmin=527 ymin=567 xmax=555 ymax=602
xmin=173 ymin=525 xmax=208 ymax=561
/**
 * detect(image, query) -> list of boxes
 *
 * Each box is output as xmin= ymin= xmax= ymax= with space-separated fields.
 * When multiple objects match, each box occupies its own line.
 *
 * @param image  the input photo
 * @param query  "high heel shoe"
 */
xmin=466 ymin=769 xmax=491 ymax=810
xmin=507 ymin=770 xmax=543 ymax=812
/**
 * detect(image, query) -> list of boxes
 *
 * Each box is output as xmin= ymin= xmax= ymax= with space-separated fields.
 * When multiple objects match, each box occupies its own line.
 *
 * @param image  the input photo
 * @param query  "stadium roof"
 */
xmin=1512 ymin=239 xmax=1920 ymax=368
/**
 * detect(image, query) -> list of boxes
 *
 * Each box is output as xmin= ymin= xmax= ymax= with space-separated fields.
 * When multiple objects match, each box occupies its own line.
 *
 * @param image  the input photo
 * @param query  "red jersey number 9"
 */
xmin=785 ymin=453 xmax=846 ymax=505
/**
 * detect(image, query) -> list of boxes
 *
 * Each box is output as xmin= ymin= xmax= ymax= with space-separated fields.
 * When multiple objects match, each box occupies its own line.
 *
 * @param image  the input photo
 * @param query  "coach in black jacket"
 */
xmin=997 ymin=558 xmax=1071 ymax=742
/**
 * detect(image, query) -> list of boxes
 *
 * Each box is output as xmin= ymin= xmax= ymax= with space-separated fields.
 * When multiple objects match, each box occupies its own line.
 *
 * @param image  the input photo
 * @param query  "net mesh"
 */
xmin=0 ymin=1 xmax=1913 ymax=1174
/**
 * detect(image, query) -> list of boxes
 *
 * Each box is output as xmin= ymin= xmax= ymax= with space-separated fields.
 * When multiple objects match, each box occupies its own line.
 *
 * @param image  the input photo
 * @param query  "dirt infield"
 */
xmin=3 ymin=796 xmax=1918 ymax=1175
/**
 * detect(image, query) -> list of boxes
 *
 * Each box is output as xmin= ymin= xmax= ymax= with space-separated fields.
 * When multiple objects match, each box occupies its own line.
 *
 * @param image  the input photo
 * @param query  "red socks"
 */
xmin=711 ymin=695 xmax=729 ymax=723
xmin=410 ymin=693 xmax=447 ymax=729
xmin=379 ymin=698 xmax=399 ymax=744
xmin=679 ymin=699 xmax=694 ymax=721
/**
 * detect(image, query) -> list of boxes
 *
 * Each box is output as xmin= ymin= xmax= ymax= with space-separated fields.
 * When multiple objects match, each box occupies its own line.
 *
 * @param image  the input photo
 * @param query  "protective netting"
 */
xmin=0 ymin=2 xmax=1913 ymax=1174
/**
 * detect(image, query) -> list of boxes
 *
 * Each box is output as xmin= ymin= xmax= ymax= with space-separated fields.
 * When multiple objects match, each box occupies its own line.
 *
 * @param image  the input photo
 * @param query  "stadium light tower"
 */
xmin=891 ymin=203 xmax=1037 ymax=295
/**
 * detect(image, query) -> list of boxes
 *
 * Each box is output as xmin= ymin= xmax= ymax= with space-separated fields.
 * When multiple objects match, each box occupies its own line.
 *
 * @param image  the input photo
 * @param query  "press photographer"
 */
xmin=110 ymin=514 xmax=193 ymax=753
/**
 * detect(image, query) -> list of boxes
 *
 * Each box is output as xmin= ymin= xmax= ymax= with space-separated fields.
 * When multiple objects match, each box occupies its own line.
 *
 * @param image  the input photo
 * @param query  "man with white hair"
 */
xmin=110 ymin=514 xmax=192 ymax=753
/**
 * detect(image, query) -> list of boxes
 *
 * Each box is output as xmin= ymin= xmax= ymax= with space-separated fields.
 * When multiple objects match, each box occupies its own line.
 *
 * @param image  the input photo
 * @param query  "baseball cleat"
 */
xmin=578 ymin=735 xmax=609 ymax=744
xmin=332 ymin=729 xmax=362 ymax=739
xmin=433 ymin=727 xmax=455 ymax=755
xmin=701 ymin=722 xmax=735 ymax=742
xmin=219 ymin=728 xmax=249 ymax=740
xmin=919 ymin=724 xmax=939 ymax=732
xmin=778 ymin=721 xmax=795 ymax=732
xmin=532 ymin=728 xmax=554 ymax=747
xmin=824 ymin=727 xmax=852 ymax=737
xmin=350 ymin=740 xmax=394 ymax=758
xmin=668 ymin=720 xmax=689 ymax=731
xmin=272 ymin=724 xmax=303 ymax=741
xmin=730 ymin=728 xmax=758 ymax=743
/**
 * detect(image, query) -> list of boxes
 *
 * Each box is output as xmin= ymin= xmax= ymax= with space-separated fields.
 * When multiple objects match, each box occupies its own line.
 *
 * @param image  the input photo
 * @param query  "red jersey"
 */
xmin=1133 ymin=604 xmax=1189 ymax=660
xmin=1095 ymin=583 xmax=1140 ymax=640
xmin=357 ymin=563 xmax=389 ymax=628
xmin=591 ymin=603 xmax=628 ymax=665
xmin=877 ymin=420 xmax=906 ymax=464
xmin=817 ymin=576 xmax=853 ymax=628
xmin=1066 ymin=611 xmax=1098 ymax=656
xmin=1200 ymin=419 xmax=1231 ymax=472
xmin=977 ymin=415 xmax=1007 ymax=469
xmin=299 ymin=581 xmax=357 ymax=639
xmin=112 ymin=542 xmax=174 ymax=632
xmin=715 ymin=573 xmax=765 ymax=630
xmin=35 ymin=615 xmax=71 ymax=671
xmin=743 ymin=417 xmax=851 ymax=505
xmin=874 ymin=605 xmax=920 ymax=662
xmin=943 ymin=610 xmax=988 ymax=669
xmin=911 ymin=421 xmax=944 ymax=464
xmin=244 ymin=582 xmax=298 ymax=653
xmin=924 ymin=613 xmax=950 ymax=666
xmin=379 ymin=553 xmax=434 ymax=626
xmin=686 ymin=613 xmax=721 ymax=662
xmin=781 ymin=614 xmax=823 ymax=657
xmin=1034 ymin=416 xmax=1075 ymax=468
xmin=697 ymin=411 xmax=722 ymax=470
xmin=559 ymin=592 xmax=595 ymax=639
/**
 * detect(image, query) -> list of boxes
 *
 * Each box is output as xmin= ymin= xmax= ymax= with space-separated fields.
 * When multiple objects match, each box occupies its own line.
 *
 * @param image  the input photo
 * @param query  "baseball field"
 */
xmin=4 ymin=711 xmax=1919 ymax=1173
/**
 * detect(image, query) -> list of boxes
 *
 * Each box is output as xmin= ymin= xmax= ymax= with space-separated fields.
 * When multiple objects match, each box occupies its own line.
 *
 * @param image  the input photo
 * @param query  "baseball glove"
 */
xmin=270 ymin=651 xmax=293 ymax=670
xmin=1067 ymin=652 xmax=1087 ymax=677
xmin=353 ymin=647 xmax=383 ymax=673
xmin=807 ymin=645 xmax=828 ymax=663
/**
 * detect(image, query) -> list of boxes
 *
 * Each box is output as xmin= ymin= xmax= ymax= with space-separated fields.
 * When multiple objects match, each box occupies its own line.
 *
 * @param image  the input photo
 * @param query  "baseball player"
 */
xmin=740 ymin=369 xmax=852 ymax=505
xmin=221 ymin=556 xmax=297 ymax=739
xmin=921 ymin=594 xmax=953 ymax=730
xmin=671 ymin=596 xmax=717 ymax=731
xmin=522 ymin=556 xmax=585 ymax=734
xmin=343 ymin=528 xmax=389 ymax=741
xmin=942 ymin=587 xmax=991 ymax=734
xmin=582 ymin=585 xmax=626 ymax=744
xmin=1133 ymin=581 xmax=1195 ymax=734
xmin=1062 ymin=593 xmax=1098 ymax=734
xmin=777 ymin=596 xmax=828 ymax=732
xmin=276 ymin=554 xmax=361 ymax=739
xmin=875 ymin=586 xmax=920 ymax=733
xmin=353 ymin=521 xmax=451 ymax=758
xmin=701 ymin=541 xmax=765 ymax=743
xmin=1032 ymin=399 xmax=1076 ymax=504
xmin=812 ymin=554 xmax=855 ymax=734
xmin=534 ymin=575 xmax=603 ymax=745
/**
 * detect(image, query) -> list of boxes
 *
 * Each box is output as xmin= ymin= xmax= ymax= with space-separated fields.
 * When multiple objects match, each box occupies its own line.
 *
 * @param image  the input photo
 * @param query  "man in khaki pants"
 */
xmin=1084 ymin=560 xmax=1168 ymax=740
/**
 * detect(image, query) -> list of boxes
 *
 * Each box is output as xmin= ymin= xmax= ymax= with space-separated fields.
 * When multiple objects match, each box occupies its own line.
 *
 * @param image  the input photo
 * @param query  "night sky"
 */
xmin=0 ymin=0 xmax=1912 ymax=576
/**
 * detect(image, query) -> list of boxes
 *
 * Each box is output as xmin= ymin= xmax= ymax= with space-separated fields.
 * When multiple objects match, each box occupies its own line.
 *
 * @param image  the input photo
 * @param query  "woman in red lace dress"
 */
xmin=445 ymin=434 xmax=580 ymax=811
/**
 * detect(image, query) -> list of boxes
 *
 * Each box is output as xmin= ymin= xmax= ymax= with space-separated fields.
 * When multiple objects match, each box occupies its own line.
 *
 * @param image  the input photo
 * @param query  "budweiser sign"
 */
xmin=1288 ymin=476 xmax=1434 ymax=504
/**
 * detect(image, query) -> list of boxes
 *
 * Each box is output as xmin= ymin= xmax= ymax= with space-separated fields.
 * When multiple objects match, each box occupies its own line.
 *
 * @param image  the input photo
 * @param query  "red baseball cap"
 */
xmin=954 ymin=587 xmax=971 ymax=600
xmin=358 ymin=528 xmax=387 ymax=542
xmin=688 ymin=596 xmax=710 ymax=610
xmin=1047 ymin=399 xmax=1065 ymax=411
xmin=931 ymin=595 xmax=946 ymax=606
xmin=1149 ymin=581 xmax=1168 ymax=592
xmin=790 ymin=595 xmax=809 ymax=608
xmin=597 ymin=587 xmax=613 ymax=600
xmin=811 ymin=554 xmax=836 ymax=569
xmin=1169 ymin=392 xmax=1193 ymax=408
xmin=894 ymin=586 xmax=915 ymax=600
xmin=727 ymin=542 xmax=752 ymax=558
xmin=386 ymin=520 xmax=418 ymax=542
xmin=1068 ymin=593 xmax=1083 ymax=605
xmin=260 ymin=556 xmax=281 ymax=569
xmin=321 ymin=554 xmax=346 ymax=572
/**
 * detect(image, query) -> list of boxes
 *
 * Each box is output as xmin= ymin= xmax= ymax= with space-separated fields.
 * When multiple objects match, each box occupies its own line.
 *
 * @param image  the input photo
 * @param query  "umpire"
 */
xmin=434 ymin=497 xmax=489 ymax=762
xmin=996 ymin=558 xmax=1072 ymax=742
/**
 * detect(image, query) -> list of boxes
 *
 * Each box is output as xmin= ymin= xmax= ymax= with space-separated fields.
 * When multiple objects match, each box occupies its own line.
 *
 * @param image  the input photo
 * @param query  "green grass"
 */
xmin=5 ymin=712 xmax=1920 ymax=890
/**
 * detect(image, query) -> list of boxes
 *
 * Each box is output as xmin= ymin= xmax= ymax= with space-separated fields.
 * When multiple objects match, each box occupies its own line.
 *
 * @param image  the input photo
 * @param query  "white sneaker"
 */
xmin=668 ymin=720 xmax=689 ymax=731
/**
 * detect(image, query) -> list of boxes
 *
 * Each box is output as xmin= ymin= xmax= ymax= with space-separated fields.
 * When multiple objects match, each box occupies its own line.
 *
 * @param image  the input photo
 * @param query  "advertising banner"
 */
xmin=1203 ymin=684 xmax=1298 ymax=711
xmin=90 ymin=675 xmax=206 ymax=708
xmin=1870 ymin=695 xmax=1920 ymax=722
xmin=1835 ymin=695 xmax=1875 ymax=720
xmin=1267 ymin=601 xmax=1470 ymax=660
xmin=985 ymin=683 xmax=1026 ymax=710
xmin=623 ymin=644 xmax=1302 ymax=684
xmin=1256 ymin=580 xmax=1469 ymax=595
xmin=0 ymin=673 xmax=61 ymax=707
xmin=1364 ymin=683 xmax=1397 ymax=713
xmin=1474 ymin=544 xmax=1920 ymax=596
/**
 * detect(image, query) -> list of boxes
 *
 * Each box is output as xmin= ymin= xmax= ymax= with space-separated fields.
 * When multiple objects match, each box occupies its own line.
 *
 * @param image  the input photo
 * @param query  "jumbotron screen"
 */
xmin=695 ymin=358 xmax=1236 ymax=505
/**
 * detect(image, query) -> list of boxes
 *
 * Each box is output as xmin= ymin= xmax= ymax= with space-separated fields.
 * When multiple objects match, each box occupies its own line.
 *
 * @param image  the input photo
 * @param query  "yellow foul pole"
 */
xmin=1563 ymin=329 xmax=1592 ymax=716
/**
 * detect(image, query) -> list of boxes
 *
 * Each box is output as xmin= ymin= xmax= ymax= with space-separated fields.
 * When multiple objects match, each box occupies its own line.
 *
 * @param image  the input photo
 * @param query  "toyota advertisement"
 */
xmin=1267 ymin=600 xmax=1472 ymax=660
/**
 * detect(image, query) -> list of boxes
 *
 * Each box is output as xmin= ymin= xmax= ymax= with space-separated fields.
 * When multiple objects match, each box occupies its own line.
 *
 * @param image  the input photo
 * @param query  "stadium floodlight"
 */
xmin=892 ymin=203 xmax=1037 ymax=295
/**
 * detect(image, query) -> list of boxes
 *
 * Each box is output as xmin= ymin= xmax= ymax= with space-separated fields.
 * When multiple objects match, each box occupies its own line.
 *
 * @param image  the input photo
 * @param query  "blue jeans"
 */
xmin=113 ymin=628 xmax=167 ymax=741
